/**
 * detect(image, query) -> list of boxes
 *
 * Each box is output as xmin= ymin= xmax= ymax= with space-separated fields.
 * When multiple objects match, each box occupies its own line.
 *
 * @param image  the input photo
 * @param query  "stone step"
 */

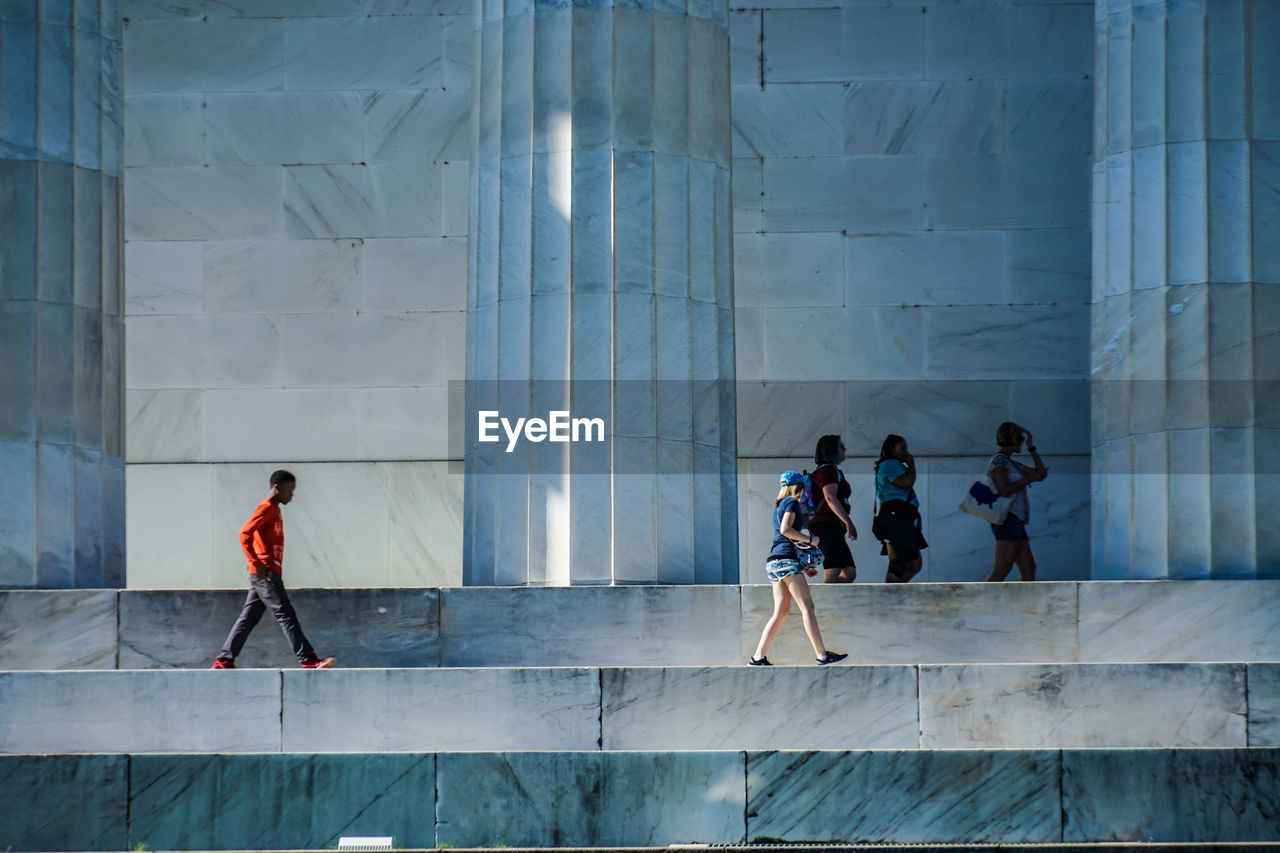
xmin=5 ymin=749 xmax=1278 ymax=851
xmin=3 ymin=580 xmax=1279 ymax=670
xmin=3 ymin=663 xmax=1276 ymax=754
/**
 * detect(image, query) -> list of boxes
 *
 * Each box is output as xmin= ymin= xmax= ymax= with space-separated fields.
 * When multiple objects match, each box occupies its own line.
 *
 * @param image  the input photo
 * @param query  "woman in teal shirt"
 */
xmin=872 ymin=434 xmax=928 ymax=583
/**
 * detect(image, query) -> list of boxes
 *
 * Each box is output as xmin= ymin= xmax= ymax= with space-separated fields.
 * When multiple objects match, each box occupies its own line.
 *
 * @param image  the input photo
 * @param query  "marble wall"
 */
xmin=3 ymin=661 xmax=1273 ymax=753
xmin=115 ymin=0 xmax=1096 ymax=586
xmin=118 ymin=0 xmax=469 ymax=586
xmin=4 ymin=749 xmax=1278 ymax=849
xmin=730 ymin=0 xmax=1094 ymax=578
xmin=7 ymin=581 xmax=1280 ymax=670
xmin=1 ymin=0 xmax=126 ymax=588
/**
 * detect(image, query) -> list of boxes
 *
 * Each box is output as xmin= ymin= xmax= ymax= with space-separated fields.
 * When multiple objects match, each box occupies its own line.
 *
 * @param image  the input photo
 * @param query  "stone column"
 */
xmin=464 ymin=0 xmax=738 ymax=585
xmin=0 ymin=1 xmax=125 ymax=588
xmin=1091 ymin=0 xmax=1279 ymax=578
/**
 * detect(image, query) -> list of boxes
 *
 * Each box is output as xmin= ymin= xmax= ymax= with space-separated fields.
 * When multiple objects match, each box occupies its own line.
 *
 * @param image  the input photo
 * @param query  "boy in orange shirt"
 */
xmin=212 ymin=470 xmax=335 ymax=669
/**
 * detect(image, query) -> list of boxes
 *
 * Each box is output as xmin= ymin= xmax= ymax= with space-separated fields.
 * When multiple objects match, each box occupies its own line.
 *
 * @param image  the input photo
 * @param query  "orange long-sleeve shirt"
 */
xmin=240 ymin=499 xmax=284 ymax=575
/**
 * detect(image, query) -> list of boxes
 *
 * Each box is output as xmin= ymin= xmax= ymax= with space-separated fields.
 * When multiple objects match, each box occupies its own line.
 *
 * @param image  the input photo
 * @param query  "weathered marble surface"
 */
xmin=1079 ymin=580 xmax=1280 ymax=662
xmin=436 ymin=752 xmax=745 ymax=847
xmin=283 ymin=667 xmax=599 ymax=752
xmin=601 ymin=665 xmax=917 ymax=750
xmin=440 ymin=586 xmax=741 ymax=666
xmin=919 ymin=663 xmax=1247 ymax=748
xmin=0 ymin=755 xmax=128 ymax=852
xmin=117 ymin=588 xmax=439 ymax=668
xmin=740 ymin=582 xmax=1078 ymax=665
xmin=747 ymin=749 xmax=1061 ymax=843
xmin=1062 ymin=749 xmax=1280 ymax=842
xmin=0 ymin=589 xmax=117 ymax=669
xmin=129 ymin=753 xmax=436 ymax=850
xmin=0 ymin=670 xmax=281 ymax=753
xmin=1250 ymin=664 xmax=1280 ymax=747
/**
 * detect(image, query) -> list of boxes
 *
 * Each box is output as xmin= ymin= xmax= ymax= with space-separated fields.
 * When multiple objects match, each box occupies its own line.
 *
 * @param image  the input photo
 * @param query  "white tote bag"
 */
xmin=958 ymin=475 xmax=1015 ymax=525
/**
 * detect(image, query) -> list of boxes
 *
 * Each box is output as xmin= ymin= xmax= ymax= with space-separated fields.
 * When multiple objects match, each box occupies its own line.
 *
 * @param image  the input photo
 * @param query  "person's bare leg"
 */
xmin=825 ymin=566 xmax=855 ymax=583
xmin=783 ymin=573 xmax=828 ymax=658
xmin=1014 ymin=540 xmax=1037 ymax=581
xmin=753 ymin=580 xmax=793 ymax=660
xmin=988 ymin=541 xmax=1019 ymax=581
xmin=899 ymin=557 xmax=922 ymax=581
xmin=884 ymin=543 xmax=903 ymax=583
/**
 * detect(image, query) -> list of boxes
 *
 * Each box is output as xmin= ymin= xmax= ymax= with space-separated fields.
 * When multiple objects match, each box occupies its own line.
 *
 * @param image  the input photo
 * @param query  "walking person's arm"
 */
xmin=890 ymin=454 xmax=917 ymax=489
xmin=821 ymin=483 xmax=858 ymax=540
xmin=240 ymin=505 xmax=276 ymax=578
xmin=1024 ymin=431 xmax=1048 ymax=480
xmin=779 ymin=510 xmax=820 ymax=577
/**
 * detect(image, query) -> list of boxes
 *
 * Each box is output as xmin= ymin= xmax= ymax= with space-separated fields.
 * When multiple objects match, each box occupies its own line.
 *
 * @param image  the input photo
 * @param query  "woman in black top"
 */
xmin=809 ymin=434 xmax=858 ymax=583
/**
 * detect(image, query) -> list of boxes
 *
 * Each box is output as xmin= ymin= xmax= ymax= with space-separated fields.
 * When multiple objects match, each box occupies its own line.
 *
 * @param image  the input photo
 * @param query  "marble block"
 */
xmin=436 ymin=751 xmax=746 ymax=847
xmin=129 ymin=753 xmax=436 ymax=850
xmin=124 ymin=19 xmax=285 ymax=94
xmin=125 ymin=165 xmax=283 ymax=241
xmin=439 ymin=585 xmax=741 ymax=666
xmin=763 ymin=155 xmax=926 ymax=233
xmin=733 ymin=231 xmax=844 ymax=308
xmin=283 ymin=15 xmax=442 ymax=91
xmin=747 ymin=749 xmax=1061 ymax=843
xmin=1078 ymin=580 xmax=1280 ymax=662
xmin=125 ymin=463 xmax=212 ymax=587
xmin=762 ymin=306 xmax=925 ymax=381
xmin=277 ymin=313 xmax=450 ymax=387
xmin=0 ymin=670 xmax=281 ymax=753
xmin=735 ymin=382 xmax=845 ymax=457
xmin=123 ymin=93 xmax=203 ymax=167
xmin=362 ymin=237 xmax=468 ymax=312
xmin=601 ymin=665 xmax=918 ymax=750
xmin=202 ymin=236 xmax=360 ymax=313
xmin=125 ymin=313 xmax=282 ymax=388
xmin=0 ymin=755 xmax=128 ymax=852
xmin=1062 ymin=749 xmax=1280 ymax=842
xmin=0 ymin=589 xmax=117 ymax=669
xmin=122 ymin=240 xmax=203 ymax=316
xmin=763 ymin=7 xmax=923 ymax=83
xmin=1249 ymin=664 xmax=1280 ymax=747
xmin=284 ymin=163 xmax=441 ymax=239
xmin=283 ymin=667 xmax=600 ymax=752
xmin=206 ymin=92 xmax=362 ymax=167
xmin=919 ymin=663 xmax=1247 ymax=748
xmin=363 ymin=88 xmax=469 ymax=164
xmin=387 ymin=461 xmax=464 ymax=587
xmin=848 ymin=231 xmax=1006 ymax=306
xmin=926 ymin=303 xmax=1089 ymax=380
xmin=740 ymin=582 xmax=1077 ymax=665
xmin=731 ymin=83 xmax=843 ymax=158
xmin=1007 ymin=228 xmax=1091 ymax=304
xmin=844 ymin=80 xmax=1003 ymax=157
xmin=117 ymin=588 xmax=439 ymax=668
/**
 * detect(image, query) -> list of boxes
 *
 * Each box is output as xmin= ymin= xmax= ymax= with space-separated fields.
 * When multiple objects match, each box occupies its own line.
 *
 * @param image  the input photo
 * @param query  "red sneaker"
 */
xmin=301 ymin=656 xmax=335 ymax=669
xmin=211 ymin=658 xmax=235 ymax=669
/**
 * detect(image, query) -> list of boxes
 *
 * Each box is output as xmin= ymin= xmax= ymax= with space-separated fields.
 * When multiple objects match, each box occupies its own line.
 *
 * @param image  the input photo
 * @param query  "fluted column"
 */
xmin=0 ymin=1 xmax=125 ymax=587
xmin=1091 ymin=0 xmax=1279 ymax=578
xmin=464 ymin=0 xmax=738 ymax=585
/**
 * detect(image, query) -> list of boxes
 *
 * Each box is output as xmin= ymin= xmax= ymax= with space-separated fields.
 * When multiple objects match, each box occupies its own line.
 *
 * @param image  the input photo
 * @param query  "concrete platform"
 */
xmin=3 ymin=581 xmax=1279 ymax=670
xmin=3 ymin=750 xmax=1278 ymax=850
xmin=2 ymin=663 xmax=1274 ymax=753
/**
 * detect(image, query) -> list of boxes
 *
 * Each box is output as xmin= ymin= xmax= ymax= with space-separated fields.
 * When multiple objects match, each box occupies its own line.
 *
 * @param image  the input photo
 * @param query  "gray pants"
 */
xmin=218 ymin=573 xmax=316 ymax=664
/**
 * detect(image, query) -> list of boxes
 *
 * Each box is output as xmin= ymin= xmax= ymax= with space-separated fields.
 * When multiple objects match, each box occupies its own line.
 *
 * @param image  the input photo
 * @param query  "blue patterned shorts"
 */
xmin=765 ymin=558 xmax=805 ymax=583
